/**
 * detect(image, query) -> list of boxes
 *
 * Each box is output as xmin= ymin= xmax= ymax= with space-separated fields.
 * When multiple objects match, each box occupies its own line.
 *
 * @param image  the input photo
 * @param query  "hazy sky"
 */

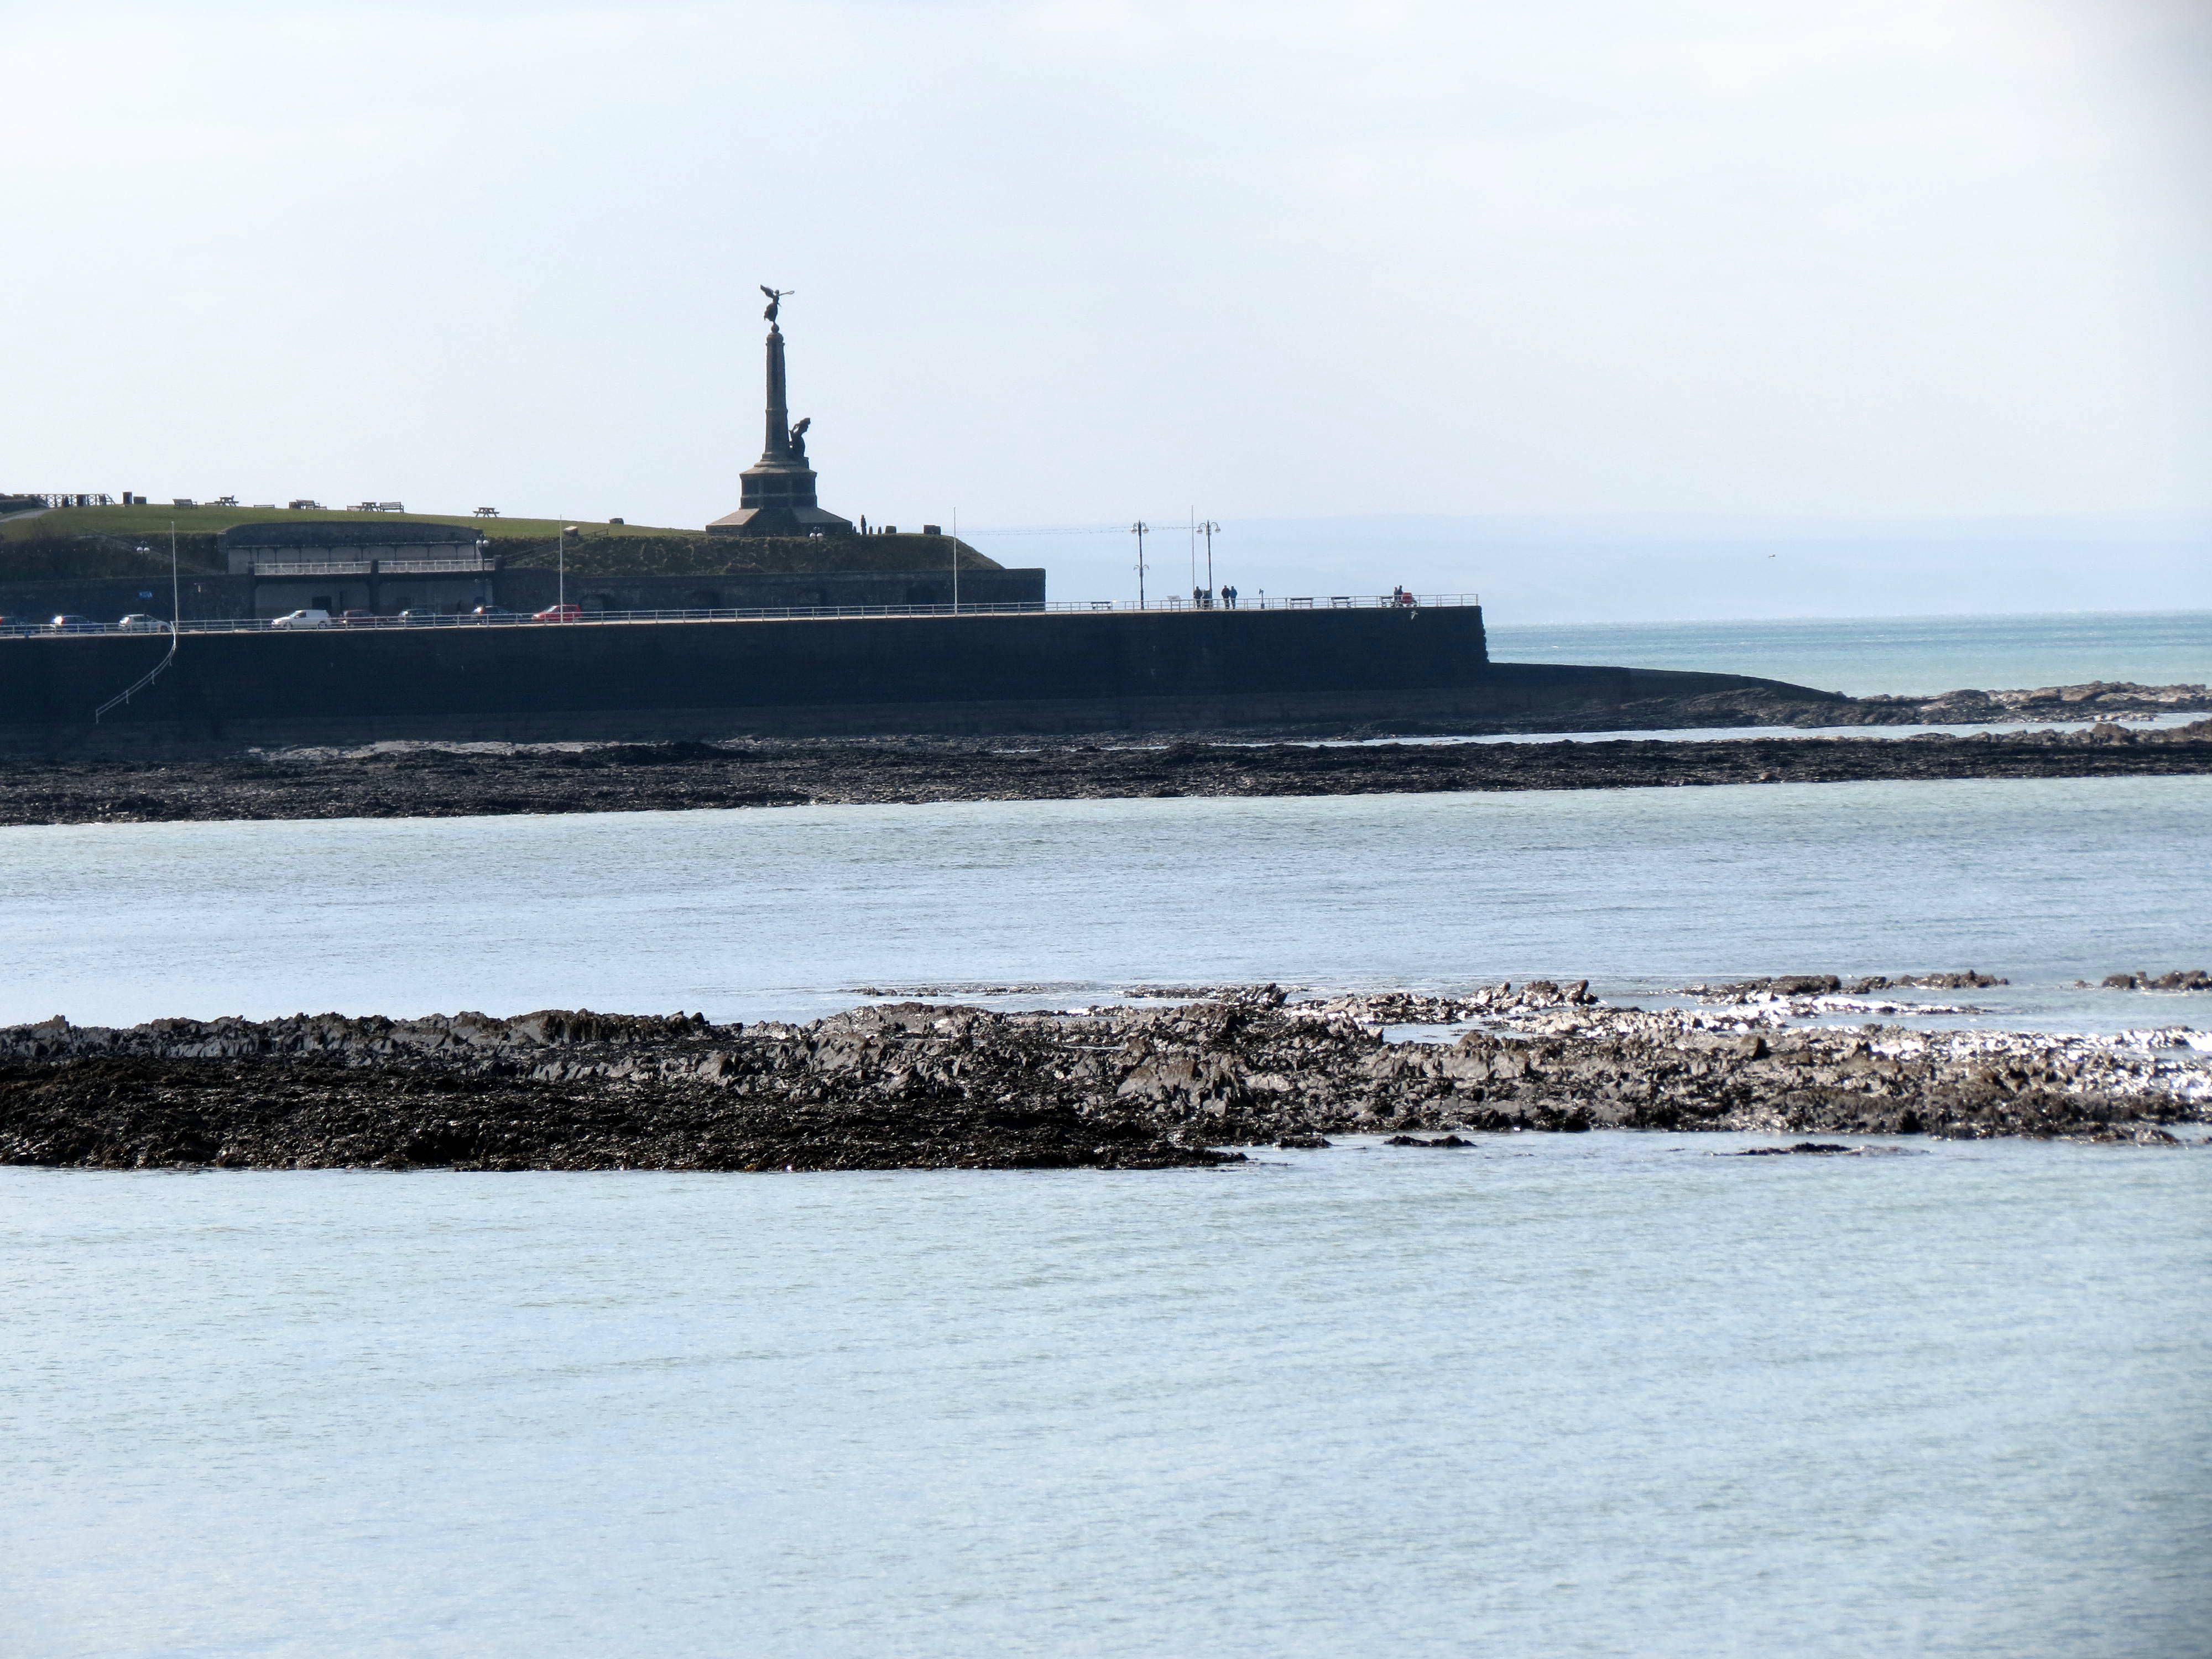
xmin=7 ymin=0 xmax=2209 ymax=545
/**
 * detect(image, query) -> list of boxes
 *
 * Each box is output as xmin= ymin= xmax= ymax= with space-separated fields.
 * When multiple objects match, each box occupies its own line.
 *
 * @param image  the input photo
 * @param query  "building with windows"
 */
xmin=220 ymin=520 xmax=495 ymax=617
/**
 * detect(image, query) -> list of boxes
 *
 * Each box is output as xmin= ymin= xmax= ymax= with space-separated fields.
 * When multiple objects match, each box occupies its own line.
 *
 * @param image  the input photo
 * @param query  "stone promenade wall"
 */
xmin=0 ymin=605 xmax=1827 ymax=752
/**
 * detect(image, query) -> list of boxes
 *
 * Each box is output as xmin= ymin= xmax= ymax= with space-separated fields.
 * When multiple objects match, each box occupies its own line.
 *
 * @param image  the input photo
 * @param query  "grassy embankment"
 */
xmin=0 ymin=506 xmax=1002 ymax=577
xmin=0 ymin=505 xmax=686 ymax=544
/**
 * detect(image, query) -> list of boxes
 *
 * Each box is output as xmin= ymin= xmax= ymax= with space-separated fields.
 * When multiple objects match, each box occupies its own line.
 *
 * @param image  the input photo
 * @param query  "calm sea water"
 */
xmin=10 ymin=616 xmax=2209 ymax=1657
xmin=8 ymin=1139 xmax=2206 ymax=1659
xmin=4 ymin=777 xmax=2205 ymax=1034
xmin=1482 ymin=610 xmax=2212 ymax=696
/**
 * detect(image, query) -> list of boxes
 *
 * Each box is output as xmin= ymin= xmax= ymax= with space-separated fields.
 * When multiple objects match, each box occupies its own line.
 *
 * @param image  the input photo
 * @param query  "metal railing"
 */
xmin=375 ymin=556 xmax=495 ymax=573
xmin=250 ymin=555 xmax=493 ymax=576
xmin=92 ymin=624 xmax=178 ymax=722
xmin=4 ymin=593 xmax=1480 ymax=639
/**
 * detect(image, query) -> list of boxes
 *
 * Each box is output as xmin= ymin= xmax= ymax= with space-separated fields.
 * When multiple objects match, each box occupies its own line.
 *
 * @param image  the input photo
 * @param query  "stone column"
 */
xmin=761 ymin=326 xmax=791 ymax=464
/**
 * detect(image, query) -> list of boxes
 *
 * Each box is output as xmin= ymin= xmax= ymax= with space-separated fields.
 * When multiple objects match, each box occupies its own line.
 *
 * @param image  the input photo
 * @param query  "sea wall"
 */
xmin=0 ymin=604 xmax=1837 ymax=751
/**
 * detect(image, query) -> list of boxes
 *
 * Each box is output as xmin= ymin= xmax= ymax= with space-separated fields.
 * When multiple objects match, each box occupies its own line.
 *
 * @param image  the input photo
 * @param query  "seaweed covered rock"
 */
xmin=2 ymin=985 xmax=2204 ymax=1170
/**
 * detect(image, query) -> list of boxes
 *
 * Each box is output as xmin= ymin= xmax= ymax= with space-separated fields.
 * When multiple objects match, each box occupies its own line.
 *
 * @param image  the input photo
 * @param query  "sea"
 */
xmin=1482 ymin=608 xmax=2212 ymax=696
xmin=6 ymin=611 xmax=2210 ymax=1658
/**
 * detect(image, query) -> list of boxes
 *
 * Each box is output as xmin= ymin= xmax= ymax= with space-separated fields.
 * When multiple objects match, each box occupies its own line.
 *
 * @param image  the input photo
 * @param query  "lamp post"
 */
xmin=1130 ymin=520 xmax=1149 ymax=609
xmin=1199 ymin=520 xmax=1220 ymax=599
xmin=560 ymin=523 xmax=579 ymax=613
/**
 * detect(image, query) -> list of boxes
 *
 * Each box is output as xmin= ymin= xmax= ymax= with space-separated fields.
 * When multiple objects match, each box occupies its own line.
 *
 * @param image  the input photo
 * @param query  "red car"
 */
xmin=534 ymin=603 xmax=583 ymax=622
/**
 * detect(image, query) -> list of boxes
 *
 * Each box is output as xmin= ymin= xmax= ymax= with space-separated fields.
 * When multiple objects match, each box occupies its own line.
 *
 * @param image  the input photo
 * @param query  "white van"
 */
xmin=271 ymin=609 xmax=331 ymax=630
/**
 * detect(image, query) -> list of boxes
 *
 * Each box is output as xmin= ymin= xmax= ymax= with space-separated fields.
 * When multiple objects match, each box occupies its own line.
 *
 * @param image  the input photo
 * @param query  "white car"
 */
xmin=271 ymin=609 xmax=331 ymax=630
xmin=116 ymin=614 xmax=170 ymax=632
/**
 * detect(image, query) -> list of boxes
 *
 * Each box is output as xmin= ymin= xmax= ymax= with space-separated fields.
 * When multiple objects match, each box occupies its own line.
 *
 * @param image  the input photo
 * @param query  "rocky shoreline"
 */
xmin=1633 ymin=678 xmax=2210 ymax=731
xmin=2 ymin=711 xmax=2208 ymax=827
xmin=6 ymin=980 xmax=2205 ymax=1171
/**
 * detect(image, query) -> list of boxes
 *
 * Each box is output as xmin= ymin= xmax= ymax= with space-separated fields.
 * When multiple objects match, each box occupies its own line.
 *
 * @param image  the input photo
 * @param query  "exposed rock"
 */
xmin=1674 ymin=972 xmax=2007 ymax=1013
xmin=2 ymin=985 xmax=2204 ymax=1170
xmin=1835 ymin=683 xmax=2212 ymax=723
xmin=1731 ymin=1142 xmax=1856 ymax=1156
xmin=1844 ymin=971 xmax=2008 ymax=992
xmin=4 ymin=714 xmax=2210 ymax=827
xmin=1685 ymin=974 xmax=1841 ymax=999
xmin=2100 ymin=970 xmax=2212 ymax=992
xmin=1290 ymin=982 xmax=1597 ymax=1025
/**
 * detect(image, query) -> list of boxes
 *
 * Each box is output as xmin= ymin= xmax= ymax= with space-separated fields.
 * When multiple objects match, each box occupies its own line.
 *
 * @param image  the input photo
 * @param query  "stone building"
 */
xmin=220 ymin=520 xmax=494 ymax=617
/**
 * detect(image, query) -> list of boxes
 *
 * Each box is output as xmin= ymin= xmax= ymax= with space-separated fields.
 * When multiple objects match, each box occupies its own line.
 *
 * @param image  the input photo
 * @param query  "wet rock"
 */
xmin=1678 ymin=976 xmax=1837 ymax=1001
xmin=2101 ymin=970 xmax=2212 ymax=992
xmin=1384 ymin=1134 xmax=1473 ymax=1147
xmin=1 ymin=984 xmax=2204 ymax=1170
xmin=1845 ymin=971 xmax=2007 ymax=993
xmin=1732 ymin=1142 xmax=1856 ymax=1156
xmin=6 ymin=709 xmax=2211 ymax=828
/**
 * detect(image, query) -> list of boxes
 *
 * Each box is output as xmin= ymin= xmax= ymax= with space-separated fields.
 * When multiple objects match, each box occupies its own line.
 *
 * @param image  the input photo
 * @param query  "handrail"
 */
xmin=13 ymin=594 xmax=1481 ymax=640
xmin=92 ymin=626 xmax=178 ymax=722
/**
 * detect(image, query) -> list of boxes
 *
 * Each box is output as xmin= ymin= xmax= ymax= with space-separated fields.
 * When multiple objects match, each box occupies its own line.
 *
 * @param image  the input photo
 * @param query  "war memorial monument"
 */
xmin=707 ymin=287 xmax=854 ymax=539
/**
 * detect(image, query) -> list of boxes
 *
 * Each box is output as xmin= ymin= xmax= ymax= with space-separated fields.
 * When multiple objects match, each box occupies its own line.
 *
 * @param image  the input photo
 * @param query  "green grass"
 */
xmin=1 ymin=505 xmax=693 ymax=544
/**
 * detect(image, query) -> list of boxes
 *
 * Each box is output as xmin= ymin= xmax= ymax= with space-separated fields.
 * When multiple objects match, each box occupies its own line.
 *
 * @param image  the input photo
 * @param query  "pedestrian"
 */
xmin=1222 ymin=583 xmax=1237 ymax=609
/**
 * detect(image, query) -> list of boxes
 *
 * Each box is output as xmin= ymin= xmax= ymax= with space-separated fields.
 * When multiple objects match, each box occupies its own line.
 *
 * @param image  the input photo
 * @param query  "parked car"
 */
xmin=270 ymin=609 xmax=331 ymax=630
xmin=45 ymin=614 xmax=101 ymax=633
xmin=533 ymin=603 xmax=583 ymax=622
xmin=467 ymin=606 xmax=520 ymax=622
xmin=116 ymin=613 xmax=169 ymax=632
xmin=333 ymin=609 xmax=377 ymax=627
xmin=395 ymin=609 xmax=442 ymax=624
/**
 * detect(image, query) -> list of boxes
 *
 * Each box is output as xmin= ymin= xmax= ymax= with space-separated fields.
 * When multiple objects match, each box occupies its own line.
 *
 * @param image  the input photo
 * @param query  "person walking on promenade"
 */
xmin=1222 ymin=584 xmax=1238 ymax=609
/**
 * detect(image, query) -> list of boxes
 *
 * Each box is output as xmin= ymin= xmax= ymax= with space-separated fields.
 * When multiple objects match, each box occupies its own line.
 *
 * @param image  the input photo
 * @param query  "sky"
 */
xmin=6 ymin=0 xmax=2210 ymax=615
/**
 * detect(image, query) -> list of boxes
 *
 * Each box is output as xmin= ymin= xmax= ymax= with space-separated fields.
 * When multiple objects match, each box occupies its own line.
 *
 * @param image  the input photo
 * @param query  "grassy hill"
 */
xmin=0 ymin=505 xmax=1004 ymax=579
xmin=0 ymin=504 xmax=685 ymax=544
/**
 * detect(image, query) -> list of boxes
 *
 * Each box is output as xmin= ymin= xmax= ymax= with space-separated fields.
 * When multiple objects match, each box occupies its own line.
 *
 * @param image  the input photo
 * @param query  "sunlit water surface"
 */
xmin=1482 ymin=610 xmax=2211 ymax=696
xmin=7 ymin=1139 xmax=2206 ymax=1659
xmin=3 ymin=777 xmax=2206 ymax=1034
xmin=10 ymin=672 xmax=2211 ymax=1657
